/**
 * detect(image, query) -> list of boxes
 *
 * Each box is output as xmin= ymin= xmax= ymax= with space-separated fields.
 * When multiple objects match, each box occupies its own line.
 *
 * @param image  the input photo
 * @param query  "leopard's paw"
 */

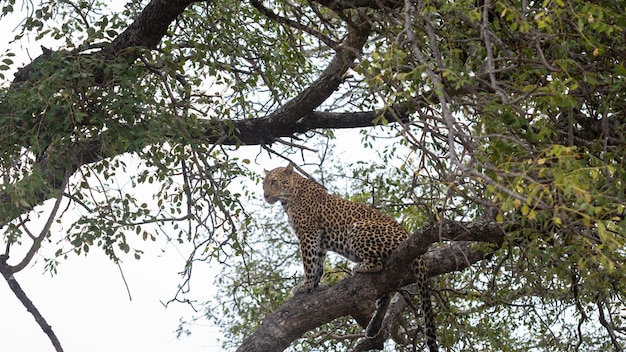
xmin=353 ymin=261 xmax=383 ymax=274
xmin=291 ymin=283 xmax=313 ymax=294
xmin=291 ymin=283 xmax=328 ymax=294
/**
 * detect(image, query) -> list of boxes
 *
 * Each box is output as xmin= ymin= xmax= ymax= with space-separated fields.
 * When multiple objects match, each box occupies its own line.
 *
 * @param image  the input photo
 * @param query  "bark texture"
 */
xmin=236 ymin=220 xmax=507 ymax=352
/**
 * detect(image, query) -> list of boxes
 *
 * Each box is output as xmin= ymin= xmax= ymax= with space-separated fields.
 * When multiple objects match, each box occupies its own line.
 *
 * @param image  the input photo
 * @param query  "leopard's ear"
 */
xmin=264 ymin=169 xmax=270 ymax=175
xmin=285 ymin=163 xmax=294 ymax=174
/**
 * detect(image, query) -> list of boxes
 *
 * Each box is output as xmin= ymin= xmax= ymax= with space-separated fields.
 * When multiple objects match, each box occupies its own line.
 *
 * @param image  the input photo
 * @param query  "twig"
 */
xmin=597 ymin=300 xmax=622 ymax=351
xmin=117 ymin=261 xmax=133 ymax=301
xmin=275 ymin=138 xmax=318 ymax=153
xmin=249 ymin=0 xmax=341 ymax=52
xmin=13 ymin=170 xmax=70 ymax=273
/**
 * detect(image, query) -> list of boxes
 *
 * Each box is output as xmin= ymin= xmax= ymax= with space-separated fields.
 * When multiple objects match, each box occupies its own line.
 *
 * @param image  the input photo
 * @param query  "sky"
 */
xmin=0 ymin=3 xmax=385 ymax=352
xmin=0 ymin=3 xmax=223 ymax=351
xmin=0 ymin=150 xmax=366 ymax=352
xmin=1 ymin=237 xmax=223 ymax=352
xmin=0 ymin=145 xmax=308 ymax=352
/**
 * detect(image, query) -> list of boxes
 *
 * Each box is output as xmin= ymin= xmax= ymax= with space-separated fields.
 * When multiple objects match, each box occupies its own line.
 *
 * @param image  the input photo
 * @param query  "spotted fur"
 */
xmin=263 ymin=164 xmax=437 ymax=351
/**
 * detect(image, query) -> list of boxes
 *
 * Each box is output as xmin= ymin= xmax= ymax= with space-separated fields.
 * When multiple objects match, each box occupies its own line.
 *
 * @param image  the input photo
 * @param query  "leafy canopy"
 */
xmin=1 ymin=0 xmax=626 ymax=351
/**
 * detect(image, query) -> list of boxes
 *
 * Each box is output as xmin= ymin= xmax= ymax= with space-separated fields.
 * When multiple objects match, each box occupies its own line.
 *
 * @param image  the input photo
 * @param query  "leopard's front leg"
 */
xmin=292 ymin=232 xmax=327 ymax=294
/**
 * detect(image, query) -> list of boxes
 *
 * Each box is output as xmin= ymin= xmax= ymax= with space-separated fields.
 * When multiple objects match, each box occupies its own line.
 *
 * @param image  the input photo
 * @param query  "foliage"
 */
xmin=1 ymin=0 xmax=626 ymax=351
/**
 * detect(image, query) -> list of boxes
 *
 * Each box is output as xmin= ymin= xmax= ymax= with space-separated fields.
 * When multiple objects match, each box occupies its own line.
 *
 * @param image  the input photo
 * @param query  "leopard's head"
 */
xmin=263 ymin=163 xmax=296 ymax=204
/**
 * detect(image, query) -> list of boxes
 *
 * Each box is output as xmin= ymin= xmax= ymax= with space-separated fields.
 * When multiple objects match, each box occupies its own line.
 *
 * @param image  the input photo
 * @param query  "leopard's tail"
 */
xmin=365 ymin=259 xmax=438 ymax=352
xmin=420 ymin=275 xmax=438 ymax=352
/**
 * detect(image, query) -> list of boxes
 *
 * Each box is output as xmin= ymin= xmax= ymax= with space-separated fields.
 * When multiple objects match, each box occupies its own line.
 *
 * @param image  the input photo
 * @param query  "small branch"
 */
xmin=13 ymin=170 xmax=70 ymax=273
xmin=117 ymin=262 xmax=133 ymax=301
xmin=63 ymin=192 xmax=93 ymax=212
xmin=479 ymin=0 xmax=515 ymax=105
xmin=0 ymin=169 xmax=71 ymax=351
xmin=0 ymin=257 xmax=64 ymax=352
xmin=597 ymin=299 xmax=622 ymax=351
xmin=275 ymin=138 xmax=319 ymax=153
xmin=250 ymin=0 xmax=341 ymax=51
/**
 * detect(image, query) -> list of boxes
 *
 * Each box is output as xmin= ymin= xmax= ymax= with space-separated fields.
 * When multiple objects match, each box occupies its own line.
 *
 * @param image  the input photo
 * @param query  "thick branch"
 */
xmin=107 ymin=0 xmax=199 ymax=54
xmin=264 ymin=18 xmax=371 ymax=126
xmin=205 ymin=105 xmax=410 ymax=145
xmin=12 ymin=0 xmax=197 ymax=84
xmin=0 ymin=104 xmax=409 ymax=228
xmin=236 ymin=220 xmax=507 ymax=352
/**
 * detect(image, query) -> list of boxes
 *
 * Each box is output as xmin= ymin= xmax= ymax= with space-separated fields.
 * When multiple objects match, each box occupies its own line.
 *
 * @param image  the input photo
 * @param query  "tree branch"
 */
xmin=236 ymin=220 xmax=507 ymax=352
xmin=206 ymin=105 xmax=411 ymax=145
xmin=12 ymin=0 xmax=198 ymax=84
xmin=12 ymin=170 xmax=70 ymax=272
xmin=312 ymin=0 xmax=403 ymax=11
xmin=263 ymin=18 xmax=371 ymax=126
xmin=0 ymin=256 xmax=65 ymax=352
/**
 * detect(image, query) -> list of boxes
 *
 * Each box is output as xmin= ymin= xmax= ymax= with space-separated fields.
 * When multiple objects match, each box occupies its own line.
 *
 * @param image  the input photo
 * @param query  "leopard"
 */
xmin=263 ymin=163 xmax=437 ymax=351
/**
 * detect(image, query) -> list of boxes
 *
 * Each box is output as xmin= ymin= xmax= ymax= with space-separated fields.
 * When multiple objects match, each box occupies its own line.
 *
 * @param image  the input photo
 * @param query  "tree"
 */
xmin=1 ymin=0 xmax=626 ymax=351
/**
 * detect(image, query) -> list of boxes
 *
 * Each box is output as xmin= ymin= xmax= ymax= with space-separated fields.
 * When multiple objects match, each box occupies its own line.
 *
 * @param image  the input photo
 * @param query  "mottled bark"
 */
xmin=236 ymin=220 xmax=507 ymax=352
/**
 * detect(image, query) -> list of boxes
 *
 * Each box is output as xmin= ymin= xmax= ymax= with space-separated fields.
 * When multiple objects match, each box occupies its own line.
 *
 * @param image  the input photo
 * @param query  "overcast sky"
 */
xmin=0 ymin=5 xmax=223 ymax=351
xmin=0 ymin=3 xmax=386 ymax=351
xmin=1 ymin=237 xmax=222 ymax=352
